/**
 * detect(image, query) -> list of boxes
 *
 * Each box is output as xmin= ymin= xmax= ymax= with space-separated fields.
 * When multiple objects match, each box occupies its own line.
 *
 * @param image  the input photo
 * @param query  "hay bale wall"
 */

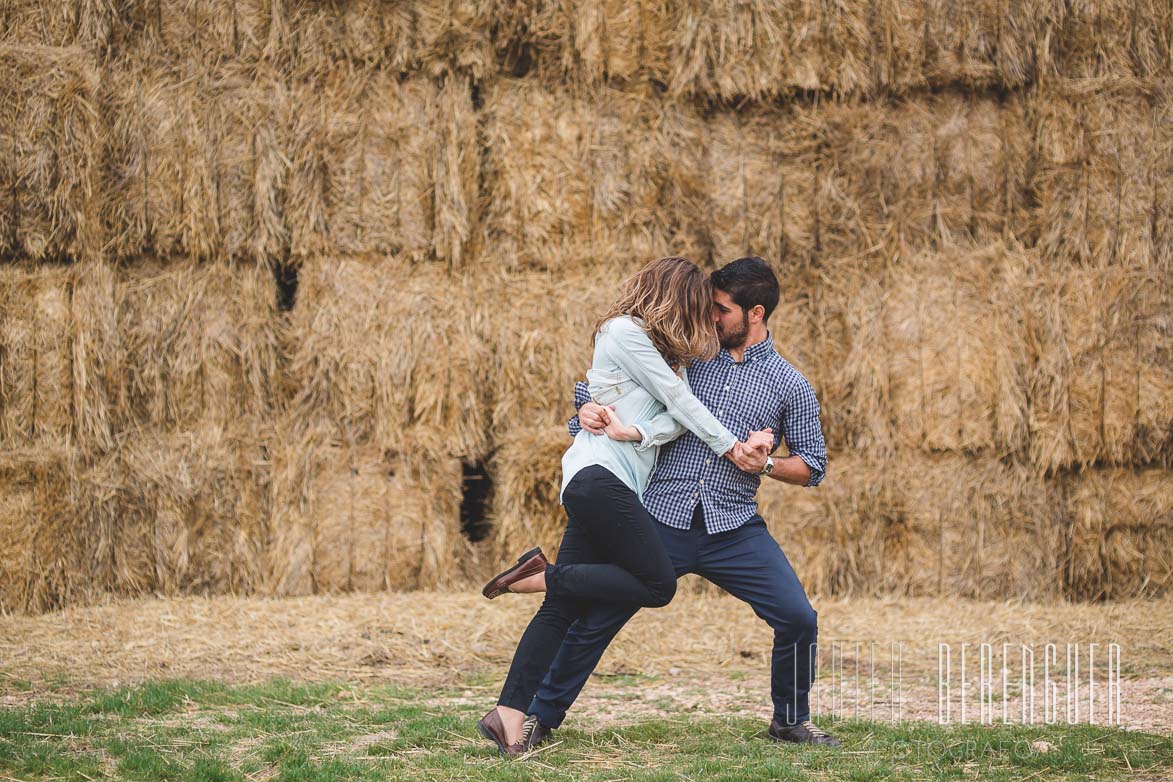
xmin=0 ymin=2 xmax=1169 ymax=612
xmin=0 ymin=45 xmax=100 ymax=262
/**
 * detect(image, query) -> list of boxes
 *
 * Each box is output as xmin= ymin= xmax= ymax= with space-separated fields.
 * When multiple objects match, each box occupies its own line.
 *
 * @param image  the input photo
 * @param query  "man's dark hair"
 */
xmin=711 ymin=257 xmax=781 ymax=322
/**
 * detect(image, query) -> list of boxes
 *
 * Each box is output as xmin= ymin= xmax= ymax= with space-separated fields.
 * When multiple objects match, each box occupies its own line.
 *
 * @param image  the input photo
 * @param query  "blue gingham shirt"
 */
xmin=569 ymin=333 xmax=827 ymax=534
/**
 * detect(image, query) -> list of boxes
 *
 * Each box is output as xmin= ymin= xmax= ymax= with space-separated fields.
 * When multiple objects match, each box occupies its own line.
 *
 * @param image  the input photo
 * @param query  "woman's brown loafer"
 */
xmin=481 ymin=547 xmax=549 ymax=599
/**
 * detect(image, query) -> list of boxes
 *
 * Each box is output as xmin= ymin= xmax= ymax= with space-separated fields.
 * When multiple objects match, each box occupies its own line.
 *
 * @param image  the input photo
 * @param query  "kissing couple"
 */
xmin=478 ymin=256 xmax=839 ymax=754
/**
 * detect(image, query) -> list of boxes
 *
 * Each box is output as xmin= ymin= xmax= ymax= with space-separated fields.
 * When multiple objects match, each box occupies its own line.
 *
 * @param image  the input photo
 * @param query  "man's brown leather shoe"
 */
xmin=482 ymin=547 xmax=548 ymax=599
xmin=768 ymin=718 xmax=842 ymax=748
xmin=475 ymin=708 xmax=526 ymax=756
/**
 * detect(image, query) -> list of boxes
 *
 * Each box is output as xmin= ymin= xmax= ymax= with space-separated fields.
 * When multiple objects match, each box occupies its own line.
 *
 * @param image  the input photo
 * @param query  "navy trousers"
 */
xmin=528 ymin=503 xmax=819 ymax=727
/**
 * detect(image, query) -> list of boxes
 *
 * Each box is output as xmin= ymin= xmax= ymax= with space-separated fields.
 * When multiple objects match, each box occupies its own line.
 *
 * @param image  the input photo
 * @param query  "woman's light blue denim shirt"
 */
xmin=560 ymin=315 xmax=737 ymax=502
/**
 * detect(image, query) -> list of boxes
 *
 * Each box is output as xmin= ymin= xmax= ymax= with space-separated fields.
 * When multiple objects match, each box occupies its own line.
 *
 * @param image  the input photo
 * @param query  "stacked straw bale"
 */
xmin=702 ymin=106 xmax=821 ymax=266
xmin=267 ymin=421 xmax=466 ymax=594
xmin=285 ymin=70 xmax=477 ymax=266
xmin=0 ymin=45 xmax=100 ymax=262
xmin=479 ymin=79 xmax=709 ymax=271
xmin=0 ymin=448 xmax=96 ymax=614
xmin=79 ymin=424 xmax=271 ymax=599
xmin=757 ymin=452 xmax=1062 ymax=600
xmin=0 ymin=1 xmax=124 ymax=50
xmin=282 ymin=0 xmax=492 ymax=79
xmin=1026 ymin=264 xmax=1172 ymax=472
xmin=1063 ymin=467 xmax=1172 ymax=600
xmin=820 ymin=242 xmax=1032 ymax=456
xmin=822 ymin=95 xmax=1030 ymax=261
xmin=72 ymin=258 xmax=282 ymax=437
xmin=669 ymin=0 xmax=859 ymax=98
xmin=0 ymin=264 xmax=75 ymax=449
xmin=488 ymin=0 xmax=674 ymax=87
xmin=485 ymin=425 xmax=573 ymax=562
xmin=98 ymin=54 xmax=288 ymax=264
xmin=1046 ymin=0 xmax=1173 ymax=83
xmin=1030 ymin=83 xmax=1170 ymax=269
xmin=283 ymin=255 xmax=489 ymax=460
xmin=479 ymin=269 xmax=614 ymax=429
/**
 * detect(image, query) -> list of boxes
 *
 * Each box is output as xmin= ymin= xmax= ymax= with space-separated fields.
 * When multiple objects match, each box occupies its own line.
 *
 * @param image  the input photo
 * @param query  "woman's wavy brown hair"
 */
xmin=594 ymin=256 xmax=719 ymax=368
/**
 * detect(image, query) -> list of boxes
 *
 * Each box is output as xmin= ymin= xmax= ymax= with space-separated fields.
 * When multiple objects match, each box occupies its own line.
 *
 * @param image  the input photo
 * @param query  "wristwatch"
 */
xmin=760 ymin=456 xmax=775 ymax=476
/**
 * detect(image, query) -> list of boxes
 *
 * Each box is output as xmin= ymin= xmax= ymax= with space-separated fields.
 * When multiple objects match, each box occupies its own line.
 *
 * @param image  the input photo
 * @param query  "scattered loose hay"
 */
xmin=267 ymin=421 xmax=467 ymax=595
xmin=0 ymin=45 xmax=100 ymax=262
xmin=1064 ymin=467 xmax=1172 ymax=600
xmin=283 ymin=255 xmax=489 ymax=460
xmin=1026 ymin=264 xmax=1172 ymax=472
xmin=0 ymin=264 xmax=75 ymax=449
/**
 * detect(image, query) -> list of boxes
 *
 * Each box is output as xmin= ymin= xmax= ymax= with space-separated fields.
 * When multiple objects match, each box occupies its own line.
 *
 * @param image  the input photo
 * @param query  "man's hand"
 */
xmin=746 ymin=428 xmax=774 ymax=453
xmin=724 ymin=436 xmax=770 ymax=474
xmin=579 ymin=401 xmax=611 ymax=435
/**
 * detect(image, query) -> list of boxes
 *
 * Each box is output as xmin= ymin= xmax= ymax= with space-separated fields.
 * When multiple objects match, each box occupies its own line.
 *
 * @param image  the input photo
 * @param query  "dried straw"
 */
xmin=702 ymin=105 xmax=822 ymax=266
xmin=479 ymin=79 xmax=698 ymax=272
xmin=79 ymin=424 xmax=271 ymax=599
xmin=70 ymin=257 xmax=281 ymax=437
xmin=0 ymin=264 xmax=75 ymax=449
xmin=488 ymin=0 xmax=673 ymax=87
xmin=819 ymin=93 xmax=1029 ymax=262
xmin=0 ymin=45 xmax=99 ymax=262
xmin=1026 ymin=264 xmax=1172 ymax=472
xmin=1064 ymin=467 xmax=1172 ymax=600
xmin=280 ymin=0 xmax=491 ymax=79
xmin=0 ymin=0 xmax=121 ymax=51
xmin=1030 ymin=82 xmax=1168 ymax=269
xmin=0 ymin=447 xmax=96 ymax=614
xmin=283 ymin=255 xmax=489 ymax=460
xmin=1047 ymin=0 xmax=1173 ymax=83
xmin=821 ymin=242 xmax=1032 ymax=456
xmin=286 ymin=70 xmax=476 ymax=266
xmin=485 ymin=425 xmax=570 ymax=563
xmin=98 ymin=53 xmax=287 ymax=264
xmin=757 ymin=451 xmax=1062 ymax=600
xmin=267 ymin=419 xmax=467 ymax=595
xmin=478 ymin=269 xmax=614 ymax=430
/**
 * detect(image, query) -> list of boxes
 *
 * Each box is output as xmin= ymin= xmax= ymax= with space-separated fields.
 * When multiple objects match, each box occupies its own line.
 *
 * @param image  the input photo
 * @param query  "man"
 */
xmin=526 ymin=256 xmax=839 ymax=749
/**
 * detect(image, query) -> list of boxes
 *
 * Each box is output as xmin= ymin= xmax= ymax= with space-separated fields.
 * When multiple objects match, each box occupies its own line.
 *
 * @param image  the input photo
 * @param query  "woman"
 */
xmin=476 ymin=257 xmax=760 ymax=755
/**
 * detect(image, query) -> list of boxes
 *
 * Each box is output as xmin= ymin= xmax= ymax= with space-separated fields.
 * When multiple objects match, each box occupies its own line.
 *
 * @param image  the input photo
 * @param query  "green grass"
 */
xmin=0 ymin=679 xmax=1169 ymax=781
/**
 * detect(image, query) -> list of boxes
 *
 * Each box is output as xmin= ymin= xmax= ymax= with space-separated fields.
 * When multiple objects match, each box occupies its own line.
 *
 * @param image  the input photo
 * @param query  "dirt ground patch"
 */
xmin=2 ymin=592 xmax=1169 ymax=734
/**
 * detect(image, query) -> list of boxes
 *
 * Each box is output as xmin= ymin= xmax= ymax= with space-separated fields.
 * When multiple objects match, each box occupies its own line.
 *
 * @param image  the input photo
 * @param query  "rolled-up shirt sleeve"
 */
xmin=567 ymin=380 xmax=591 ymax=438
xmin=783 ymin=377 xmax=827 ymax=487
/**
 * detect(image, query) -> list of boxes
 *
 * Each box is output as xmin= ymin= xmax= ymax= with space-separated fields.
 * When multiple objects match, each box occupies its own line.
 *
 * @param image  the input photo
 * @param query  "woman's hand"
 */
xmin=602 ymin=406 xmax=642 ymax=442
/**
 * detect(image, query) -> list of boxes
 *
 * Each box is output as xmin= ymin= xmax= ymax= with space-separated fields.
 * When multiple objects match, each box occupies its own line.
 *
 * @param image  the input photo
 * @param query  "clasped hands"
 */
xmin=578 ymin=402 xmax=773 ymax=474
